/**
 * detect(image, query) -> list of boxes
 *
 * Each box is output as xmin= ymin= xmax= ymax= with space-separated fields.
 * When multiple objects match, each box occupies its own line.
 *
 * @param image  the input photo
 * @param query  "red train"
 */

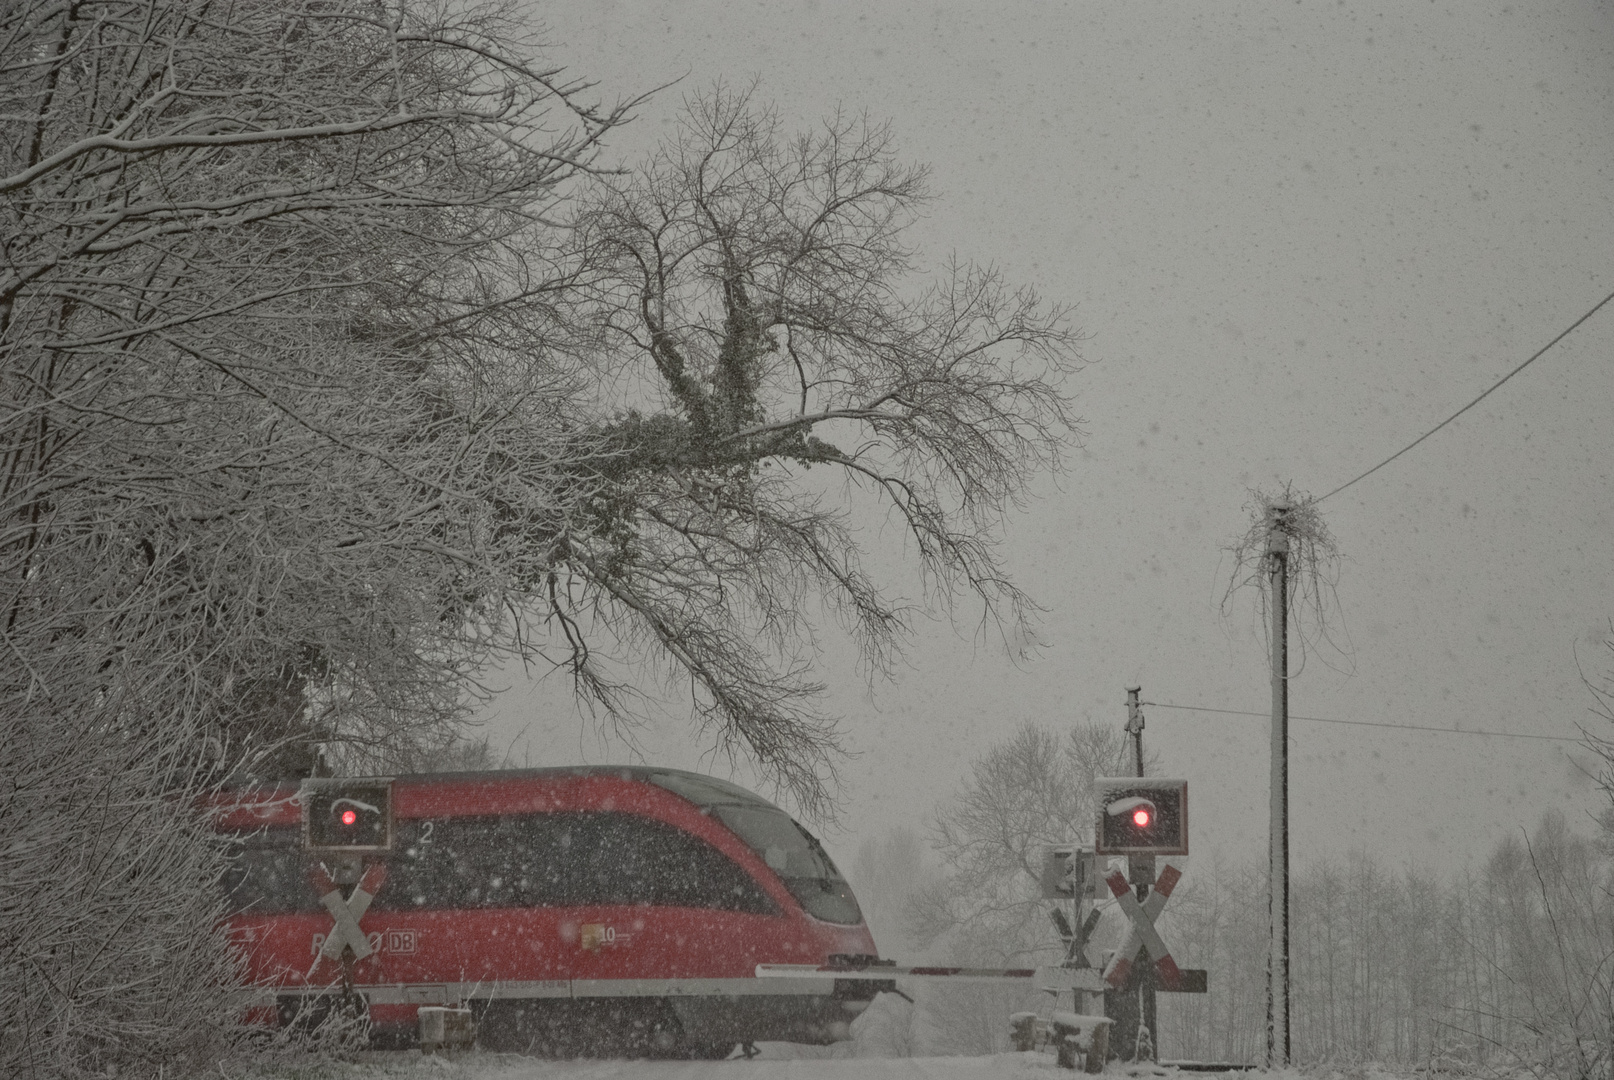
xmin=218 ymin=767 xmax=891 ymax=1056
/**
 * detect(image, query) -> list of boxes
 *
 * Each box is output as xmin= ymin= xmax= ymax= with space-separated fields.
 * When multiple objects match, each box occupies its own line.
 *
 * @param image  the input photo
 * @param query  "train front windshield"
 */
xmin=707 ymin=805 xmax=862 ymax=925
xmin=643 ymin=770 xmax=864 ymax=926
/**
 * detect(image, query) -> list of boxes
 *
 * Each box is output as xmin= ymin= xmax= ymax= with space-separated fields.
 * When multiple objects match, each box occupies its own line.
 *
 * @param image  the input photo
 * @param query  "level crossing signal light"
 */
xmin=1094 ymin=777 xmax=1188 ymax=855
xmin=302 ymin=778 xmax=394 ymax=851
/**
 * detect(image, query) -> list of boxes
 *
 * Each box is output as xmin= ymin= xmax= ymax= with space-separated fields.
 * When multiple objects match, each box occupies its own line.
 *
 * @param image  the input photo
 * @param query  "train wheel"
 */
xmin=475 ymin=999 xmax=704 ymax=1059
xmin=472 ymin=1000 xmax=552 ymax=1054
xmin=683 ymin=1040 xmax=739 ymax=1060
xmin=626 ymin=1001 xmax=685 ymax=1058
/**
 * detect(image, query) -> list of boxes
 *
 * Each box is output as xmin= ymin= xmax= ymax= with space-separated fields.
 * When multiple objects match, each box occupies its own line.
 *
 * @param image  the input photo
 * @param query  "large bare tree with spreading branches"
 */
xmin=546 ymin=89 xmax=1084 ymax=813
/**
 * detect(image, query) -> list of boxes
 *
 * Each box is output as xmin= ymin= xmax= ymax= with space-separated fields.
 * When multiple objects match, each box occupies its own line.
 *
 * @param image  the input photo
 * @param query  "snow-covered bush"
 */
xmin=1 ymin=0 xmax=616 ymax=1072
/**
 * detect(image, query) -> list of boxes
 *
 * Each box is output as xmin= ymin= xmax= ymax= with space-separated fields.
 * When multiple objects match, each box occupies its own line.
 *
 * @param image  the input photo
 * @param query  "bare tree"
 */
xmin=1 ymin=0 xmax=631 ymax=768
xmin=911 ymin=722 xmax=1132 ymax=957
xmin=546 ymin=88 xmax=1084 ymax=815
xmin=1581 ymin=623 xmax=1614 ymax=834
xmin=849 ymin=827 xmax=938 ymax=959
xmin=863 ymin=723 xmax=1131 ymax=1056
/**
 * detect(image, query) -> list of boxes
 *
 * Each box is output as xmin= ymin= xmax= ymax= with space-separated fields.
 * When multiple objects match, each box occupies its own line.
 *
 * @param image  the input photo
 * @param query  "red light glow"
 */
xmin=341 ymin=809 xmax=358 ymax=826
xmin=1132 ymin=807 xmax=1152 ymax=828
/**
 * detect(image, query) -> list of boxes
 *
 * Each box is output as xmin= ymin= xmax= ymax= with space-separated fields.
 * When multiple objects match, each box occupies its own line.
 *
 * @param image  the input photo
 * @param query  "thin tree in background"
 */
xmin=913 ymin=723 xmax=1134 ymax=952
xmin=1156 ymin=816 xmax=1614 ymax=1078
xmin=898 ymin=723 xmax=1133 ymax=1055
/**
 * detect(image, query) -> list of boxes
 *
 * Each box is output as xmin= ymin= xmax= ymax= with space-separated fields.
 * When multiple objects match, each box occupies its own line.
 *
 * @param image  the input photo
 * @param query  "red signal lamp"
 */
xmin=1095 ymin=779 xmax=1188 ymax=855
xmin=303 ymin=779 xmax=394 ymax=851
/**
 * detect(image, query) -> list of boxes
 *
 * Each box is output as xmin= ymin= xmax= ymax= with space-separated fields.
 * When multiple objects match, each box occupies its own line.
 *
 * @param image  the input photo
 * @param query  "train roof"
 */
xmin=213 ymin=765 xmax=786 ymax=829
xmin=399 ymin=765 xmax=780 ymax=810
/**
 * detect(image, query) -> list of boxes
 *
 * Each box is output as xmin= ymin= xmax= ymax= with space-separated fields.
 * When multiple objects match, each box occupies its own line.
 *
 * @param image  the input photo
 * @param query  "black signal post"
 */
xmin=1097 ymin=692 xmax=1194 ymax=1061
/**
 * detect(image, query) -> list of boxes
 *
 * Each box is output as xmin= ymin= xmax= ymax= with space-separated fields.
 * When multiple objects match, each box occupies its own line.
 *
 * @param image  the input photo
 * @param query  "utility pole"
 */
xmin=1266 ymin=503 xmax=1292 ymax=1067
xmin=1126 ymin=686 xmax=1145 ymax=777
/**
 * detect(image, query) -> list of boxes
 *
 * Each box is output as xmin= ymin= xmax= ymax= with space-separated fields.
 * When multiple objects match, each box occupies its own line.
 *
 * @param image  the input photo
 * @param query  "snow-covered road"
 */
xmin=423 ymin=1053 xmax=1075 ymax=1079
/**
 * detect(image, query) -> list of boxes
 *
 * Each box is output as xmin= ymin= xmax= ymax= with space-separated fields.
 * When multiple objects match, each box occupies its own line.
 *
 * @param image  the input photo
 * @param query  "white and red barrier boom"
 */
xmin=756 ymin=962 xmax=1107 ymax=990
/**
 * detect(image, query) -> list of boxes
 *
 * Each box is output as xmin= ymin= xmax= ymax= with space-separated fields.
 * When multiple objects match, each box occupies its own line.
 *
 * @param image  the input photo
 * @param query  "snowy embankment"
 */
xmin=274 ymin=1054 xmax=1424 ymax=1080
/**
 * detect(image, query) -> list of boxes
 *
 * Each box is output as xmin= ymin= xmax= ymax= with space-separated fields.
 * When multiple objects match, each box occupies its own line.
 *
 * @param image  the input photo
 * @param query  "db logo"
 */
xmin=311 ymin=928 xmax=418 ymax=957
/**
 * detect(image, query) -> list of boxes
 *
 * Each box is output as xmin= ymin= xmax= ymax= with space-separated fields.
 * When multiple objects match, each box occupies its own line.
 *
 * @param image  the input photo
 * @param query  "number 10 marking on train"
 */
xmin=581 ymin=924 xmax=628 ymax=951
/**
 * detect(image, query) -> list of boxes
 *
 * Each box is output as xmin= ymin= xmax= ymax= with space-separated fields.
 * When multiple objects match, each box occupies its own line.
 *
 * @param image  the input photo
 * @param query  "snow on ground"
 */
xmin=279 ymin=1053 xmax=1427 ymax=1080
xmin=421 ymin=1050 xmax=1075 ymax=1078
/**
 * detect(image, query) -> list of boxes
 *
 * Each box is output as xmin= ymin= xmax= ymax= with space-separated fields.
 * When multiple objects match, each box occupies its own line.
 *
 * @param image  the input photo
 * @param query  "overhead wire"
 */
xmin=1317 ymin=285 xmax=1614 ymax=503
xmin=1141 ymin=700 xmax=1582 ymax=744
xmin=1139 ymin=292 xmax=1612 ymax=799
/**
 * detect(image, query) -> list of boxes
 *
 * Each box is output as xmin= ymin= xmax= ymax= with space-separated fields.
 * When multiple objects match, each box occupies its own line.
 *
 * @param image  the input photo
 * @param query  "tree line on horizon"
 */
xmin=1160 ymin=813 xmax=1610 ymax=1073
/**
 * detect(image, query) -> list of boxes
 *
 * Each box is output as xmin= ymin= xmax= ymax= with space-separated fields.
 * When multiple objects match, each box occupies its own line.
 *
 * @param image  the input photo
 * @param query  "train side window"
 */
xmin=576 ymin=813 xmax=778 ymax=913
xmin=376 ymin=812 xmax=778 ymax=915
xmin=385 ymin=816 xmax=477 ymax=908
xmin=222 ymin=827 xmax=320 ymax=914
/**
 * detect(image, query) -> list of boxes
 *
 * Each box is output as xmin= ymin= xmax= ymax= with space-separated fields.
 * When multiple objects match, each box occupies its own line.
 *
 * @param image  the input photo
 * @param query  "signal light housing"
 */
xmin=1040 ymin=845 xmax=1098 ymax=900
xmin=302 ymin=777 xmax=394 ymax=851
xmin=1094 ymin=777 xmax=1188 ymax=855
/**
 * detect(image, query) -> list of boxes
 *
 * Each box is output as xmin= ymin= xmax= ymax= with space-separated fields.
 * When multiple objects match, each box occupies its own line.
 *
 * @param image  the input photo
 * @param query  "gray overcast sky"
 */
xmin=476 ymin=1 xmax=1614 ymax=879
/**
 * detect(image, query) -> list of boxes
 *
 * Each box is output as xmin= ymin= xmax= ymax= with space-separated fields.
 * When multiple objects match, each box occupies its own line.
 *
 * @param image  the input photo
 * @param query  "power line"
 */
xmin=1141 ymin=700 xmax=1582 ymax=744
xmin=1317 ymin=285 xmax=1614 ymax=504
